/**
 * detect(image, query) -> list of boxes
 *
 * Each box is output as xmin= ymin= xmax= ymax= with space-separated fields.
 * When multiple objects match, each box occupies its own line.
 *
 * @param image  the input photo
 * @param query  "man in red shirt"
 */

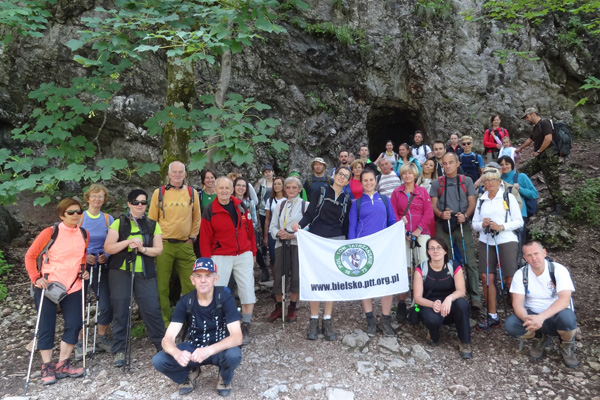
xmin=200 ymin=177 xmax=257 ymax=345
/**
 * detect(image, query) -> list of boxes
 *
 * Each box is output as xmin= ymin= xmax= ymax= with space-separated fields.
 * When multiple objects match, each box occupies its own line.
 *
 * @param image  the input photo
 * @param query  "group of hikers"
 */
xmin=23 ymin=108 xmax=578 ymax=396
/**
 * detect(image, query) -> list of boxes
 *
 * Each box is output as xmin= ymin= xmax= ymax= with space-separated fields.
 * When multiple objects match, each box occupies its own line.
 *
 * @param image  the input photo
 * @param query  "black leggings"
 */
xmin=419 ymin=297 xmax=471 ymax=344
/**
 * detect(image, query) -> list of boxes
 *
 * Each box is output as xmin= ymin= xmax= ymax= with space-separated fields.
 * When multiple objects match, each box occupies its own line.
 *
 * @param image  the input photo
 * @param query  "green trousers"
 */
xmin=156 ymin=241 xmax=196 ymax=327
xmin=520 ymin=150 xmax=563 ymax=207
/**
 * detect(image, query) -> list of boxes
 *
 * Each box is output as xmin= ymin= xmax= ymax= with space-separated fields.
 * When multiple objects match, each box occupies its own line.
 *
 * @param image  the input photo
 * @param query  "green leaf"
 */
xmin=33 ymin=195 xmax=52 ymax=207
xmin=66 ymin=39 xmax=85 ymax=51
xmin=133 ymin=162 xmax=160 ymax=176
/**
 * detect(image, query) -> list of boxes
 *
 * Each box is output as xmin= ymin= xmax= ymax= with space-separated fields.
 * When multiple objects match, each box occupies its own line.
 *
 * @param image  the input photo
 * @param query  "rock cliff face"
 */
xmin=0 ymin=0 xmax=598 ymax=186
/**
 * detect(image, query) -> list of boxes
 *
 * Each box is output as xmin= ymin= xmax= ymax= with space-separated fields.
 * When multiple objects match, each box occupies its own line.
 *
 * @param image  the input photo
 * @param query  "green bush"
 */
xmin=563 ymin=177 xmax=600 ymax=226
xmin=0 ymin=251 xmax=13 ymax=301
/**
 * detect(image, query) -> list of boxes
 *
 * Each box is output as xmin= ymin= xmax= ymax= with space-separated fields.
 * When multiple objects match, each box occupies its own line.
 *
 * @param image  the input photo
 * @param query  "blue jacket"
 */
xmin=348 ymin=193 xmax=396 ymax=239
xmin=502 ymin=170 xmax=538 ymax=217
xmin=393 ymin=157 xmax=422 ymax=175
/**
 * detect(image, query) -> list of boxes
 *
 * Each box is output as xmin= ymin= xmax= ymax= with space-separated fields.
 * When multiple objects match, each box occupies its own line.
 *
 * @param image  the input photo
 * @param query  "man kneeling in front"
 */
xmin=153 ymin=258 xmax=242 ymax=396
xmin=504 ymin=240 xmax=579 ymax=368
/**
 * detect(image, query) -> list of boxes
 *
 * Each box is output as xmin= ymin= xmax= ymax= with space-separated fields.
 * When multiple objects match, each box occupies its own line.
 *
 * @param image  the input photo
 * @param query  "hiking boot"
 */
xmin=559 ymin=340 xmax=580 ymax=368
xmin=41 ymin=362 xmax=56 ymax=385
xmin=458 ymin=341 xmax=472 ymax=359
xmin=260 ymin=267 xmax=270 ymax=282
xmin=285 ymin=304 xmax=297 ymax=322
xmin=74 ymin=340 xmax=84 ymax=361
xmin=267 ymin=303 xmax=282 ymax=322
xmin=114 ymin=352 xmax=125 ymax=367
xmin=426 ymin=331 xmax=439 ymax=347
xmin=476 ymin=316 xmax=501 ymax=331
xmin=217 ymin=375 xmax=232 ymax=397
xmin=55 ymin=358 xmax=84 ymax=379
xmin=396 ymin=302 xmax=407 ymax=323
xmin=530 ymin=334 xmax=547 ymax=360
xmin=378 ymin=315 xmax=395 ymax=337
xmin=366 ymin=316 xmax=377 ymax=337
xmin=306 ymin=319 xmax=319 ymax=340
xmin=96 ymin=335 xmax=111 ymax=353
xmin=241 ymin=322 xmax=251 ymax=346
xmin=322 ymin=319 xmax=337 ymax=341
xmin=179 ymin=367 xmax=201 ymax=395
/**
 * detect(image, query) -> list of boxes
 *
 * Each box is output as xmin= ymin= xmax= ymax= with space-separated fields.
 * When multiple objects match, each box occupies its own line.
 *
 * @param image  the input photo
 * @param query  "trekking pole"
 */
xmin=281 ymin=238 xmax=287 ymax=329
xmin=485 ymin=230 xmax=490 ymax=321
xmin=25 ymin=274 xmax=48 ymax=395
xmin=85 ymin=260 xmax=94 ymax=357
xmin=124 ymin=248 xmax=137 ymax=373
xmin=494 ymin=236 xmax=508 ymax=318
xmin=92 ymin=256 xmax=101 ymax=354
xmin=80 ymin=264 xmax=87 ymax=376
xmin=459 ymin=223 xmax=468 ymax=266
xmin=445 ymin=208 xmax=454 ymax=261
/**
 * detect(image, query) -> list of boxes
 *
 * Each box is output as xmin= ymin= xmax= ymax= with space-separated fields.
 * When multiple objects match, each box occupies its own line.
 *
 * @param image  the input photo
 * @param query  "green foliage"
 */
xmin=0 ymin=250 xmax=13 ymax=301
xmin=563 ymin=176 xmax=600 ymax=226
xmin=306 ymin=92 xmax=331 ymax=113
xmin=413 ymin=0 xmax=455 ymax=24
xmin=145 ymin=93 xmax=287 ymax=171
xmin=575 ymin=76 xmax=600 ymax=106
xmin=0 ymin=0 xmax=54 ymax=45
xmin=131 ymin=320 xmax=146 ymax=338
xmin=295 ymin=20 xmax=366 ymax=47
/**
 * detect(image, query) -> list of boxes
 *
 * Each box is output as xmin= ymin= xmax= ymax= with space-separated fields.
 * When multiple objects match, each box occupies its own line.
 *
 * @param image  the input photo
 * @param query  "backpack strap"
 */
xmin=158 ymin=185 xmax=166 ymax=219
xmin=36 ymin=222 xmax=61 ymax=274
xmin=503 ymin=190 xmax=511 ymax=223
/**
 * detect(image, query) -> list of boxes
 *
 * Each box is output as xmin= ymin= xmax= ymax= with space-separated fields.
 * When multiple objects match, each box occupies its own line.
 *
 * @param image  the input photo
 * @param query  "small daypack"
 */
xmin=549 ymin=120 xmax=573 ymax=158
xmin=178 ymin=287 xmax=230 ymax=343
xmin=512 ymin=173 xmax=538 ymax=216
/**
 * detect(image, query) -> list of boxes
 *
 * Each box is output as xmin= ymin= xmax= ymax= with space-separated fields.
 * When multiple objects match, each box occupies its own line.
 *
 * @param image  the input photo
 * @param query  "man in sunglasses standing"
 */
xmin=149 ymin=161 xmax=201 ymax=327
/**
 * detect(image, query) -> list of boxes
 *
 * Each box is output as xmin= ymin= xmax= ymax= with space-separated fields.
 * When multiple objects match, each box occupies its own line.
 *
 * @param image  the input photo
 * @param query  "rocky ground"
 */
xmin=1 ymin=140 xmax=600 ymax=400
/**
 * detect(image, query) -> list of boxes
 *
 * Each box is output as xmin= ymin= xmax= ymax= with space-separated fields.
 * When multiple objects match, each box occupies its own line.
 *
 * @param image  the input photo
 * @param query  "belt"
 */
xmin=165 ymin=239 xmax=187 ymax=243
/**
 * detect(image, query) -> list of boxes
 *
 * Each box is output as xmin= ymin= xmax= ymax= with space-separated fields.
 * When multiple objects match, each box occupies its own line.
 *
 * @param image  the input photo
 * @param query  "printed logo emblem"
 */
xmin=334 ymin=244 xmax=374 ymax=277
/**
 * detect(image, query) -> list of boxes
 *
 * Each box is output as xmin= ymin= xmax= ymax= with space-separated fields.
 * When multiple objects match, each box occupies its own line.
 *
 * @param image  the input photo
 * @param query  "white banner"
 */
xmin=298 ymin=222 xmax=409 ymax=301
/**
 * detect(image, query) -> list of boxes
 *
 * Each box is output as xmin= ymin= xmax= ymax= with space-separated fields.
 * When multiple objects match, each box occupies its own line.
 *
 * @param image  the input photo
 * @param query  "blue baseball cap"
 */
xmin=193 ymin=258 xmax=216 ymax=273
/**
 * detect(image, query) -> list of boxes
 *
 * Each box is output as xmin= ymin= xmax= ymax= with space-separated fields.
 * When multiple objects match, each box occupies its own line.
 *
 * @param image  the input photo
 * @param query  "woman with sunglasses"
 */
xmin=472 ymin=168 xmax=523 ymax=331
xmin=104 ymin=189 xmax=166 ymax=367
xmin=292 ymin=167 xmax=352 ymax=342
xmin=413 ymin=237 xmax=472 ymax=359
xmin=25 ymin=198 xmax=90 ymax=385
xmin=393 ymin=143 xmax=422 ymax=176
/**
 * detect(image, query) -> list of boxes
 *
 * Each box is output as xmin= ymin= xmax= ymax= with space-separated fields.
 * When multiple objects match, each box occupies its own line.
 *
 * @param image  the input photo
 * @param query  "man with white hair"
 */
xmin=149 ymin=161 xmax=201 ymax=326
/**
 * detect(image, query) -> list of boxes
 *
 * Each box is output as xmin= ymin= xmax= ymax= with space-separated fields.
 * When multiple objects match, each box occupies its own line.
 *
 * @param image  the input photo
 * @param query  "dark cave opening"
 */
xmin=366 ymin=105 xmax=421 ymax=160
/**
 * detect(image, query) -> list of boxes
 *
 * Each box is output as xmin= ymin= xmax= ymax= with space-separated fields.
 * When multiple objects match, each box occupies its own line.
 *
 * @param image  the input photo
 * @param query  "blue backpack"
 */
xmin=459 ymin=153 xmax=481 ymax=183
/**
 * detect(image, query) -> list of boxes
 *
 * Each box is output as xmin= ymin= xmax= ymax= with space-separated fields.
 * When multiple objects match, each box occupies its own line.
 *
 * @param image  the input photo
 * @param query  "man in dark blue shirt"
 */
xmin=153 ymin=258 xmax=242 ymax=397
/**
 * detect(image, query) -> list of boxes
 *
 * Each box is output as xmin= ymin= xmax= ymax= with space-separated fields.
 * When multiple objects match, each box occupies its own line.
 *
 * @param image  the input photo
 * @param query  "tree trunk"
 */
xmin=160 ymin=57 xmax=197 ymax=181
xmin=205 ymin=48 xmax=232 ymax=171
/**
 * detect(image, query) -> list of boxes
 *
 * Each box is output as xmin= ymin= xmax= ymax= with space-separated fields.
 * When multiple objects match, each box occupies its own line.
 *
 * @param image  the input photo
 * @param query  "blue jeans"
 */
xmin=153 ymin=342 xmax=242 ymax=385
xmin=504 ymin=308 xmax=577 ymax=337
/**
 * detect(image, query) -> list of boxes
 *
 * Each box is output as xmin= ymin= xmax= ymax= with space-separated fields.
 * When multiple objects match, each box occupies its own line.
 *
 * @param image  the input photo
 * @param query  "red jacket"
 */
xmin=483 ymin=127 xmax=509 ymax=153
xmin=200 ymin=196 xmax=257 ymax=257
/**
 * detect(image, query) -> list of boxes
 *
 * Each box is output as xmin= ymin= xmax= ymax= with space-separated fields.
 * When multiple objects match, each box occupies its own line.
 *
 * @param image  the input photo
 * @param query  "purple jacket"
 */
xmin=390 ymin=185 xmax=434 ymax=235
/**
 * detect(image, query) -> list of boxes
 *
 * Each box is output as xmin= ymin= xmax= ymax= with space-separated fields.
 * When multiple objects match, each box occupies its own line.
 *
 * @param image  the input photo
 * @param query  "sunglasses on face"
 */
xmin=130 ymin=200 xmax=148 ymax=206
xmin=461 ymin=142 xmax=472 ymax=146
xmin=65 ymin=209 xmax=84 ymax=216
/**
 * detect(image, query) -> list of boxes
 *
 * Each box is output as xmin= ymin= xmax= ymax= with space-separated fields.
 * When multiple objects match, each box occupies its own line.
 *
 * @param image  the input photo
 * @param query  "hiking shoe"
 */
xmin=322 ymin=319 xmax=337 ymax=341
xmin=476 ymin=316 xmax=501 ymax=331
xmin=285 ymin=304 xmax=297 ymax=322
xmin=378 ymin=316 xmax=395 ymax=337
xmin=96 ymin=335 xmax=112 ymax=353
xmin=74 ymin=340 xmax=84 ymax=361
xmin=114 ymin=352 xmax=125 ymax=367
xmin=241 ymin=322 xmax=251 ymax=346
xmin=267 ymin=304 xmax=282 ymax=322
xmin=366 ymin=316 xmax=377 ymax=337
xmin=396 ymin=303 xmax=407 ymax=323
xmin=41 ymin=362 xmax=56 ymax=385
xmin=55 ymin=358 xmax=84 ymax=379
xmin=426 ymin=331 xmax=439 ymax=347
xmin=306 ymin=319 xmax=319 ymax=340
xmin=559 ymin=340 xmax=579 ymax=368
xmin=179 ymin=367 xmax=201 ymax=395
xmin=530 ymin=334 xmax=547 ymax=360
xmin=217 ymin=375 xmax=232 ymax=397
xmin=458 ymin=341 xmax=472 ymax=359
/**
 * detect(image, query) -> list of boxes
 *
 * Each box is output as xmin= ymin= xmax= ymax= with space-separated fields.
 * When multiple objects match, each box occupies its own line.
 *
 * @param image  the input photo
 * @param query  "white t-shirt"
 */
xmin=411 ymin=144 xmax=431 ymax=164
xmin=510 ymin=260 xmax=575 ymax=314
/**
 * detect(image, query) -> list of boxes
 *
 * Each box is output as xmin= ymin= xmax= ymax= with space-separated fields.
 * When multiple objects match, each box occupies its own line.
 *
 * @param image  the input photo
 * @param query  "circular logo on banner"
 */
xmin=334 ymin=244 xmax=374 ymax=277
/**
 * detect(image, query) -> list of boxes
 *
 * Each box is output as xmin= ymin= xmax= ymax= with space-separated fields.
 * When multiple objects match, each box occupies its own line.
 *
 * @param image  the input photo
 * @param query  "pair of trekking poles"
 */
xmin=25 ymin=265 xmax=91 ymax=395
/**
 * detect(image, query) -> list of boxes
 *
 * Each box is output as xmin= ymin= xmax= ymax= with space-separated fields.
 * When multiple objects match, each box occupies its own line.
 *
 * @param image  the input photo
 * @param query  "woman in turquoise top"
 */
xmin=497 ymin=156 xmax=538 ymax=218
xmin=394 ymin=143 xmax=422 ymax=175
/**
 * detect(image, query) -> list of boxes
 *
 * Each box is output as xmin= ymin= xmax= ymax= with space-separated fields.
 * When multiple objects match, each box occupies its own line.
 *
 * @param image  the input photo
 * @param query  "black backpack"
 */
xmin=549 ymin=120 xmax=573 ymax=158
xmin=177 ymin=287 xmax=230 ymax=342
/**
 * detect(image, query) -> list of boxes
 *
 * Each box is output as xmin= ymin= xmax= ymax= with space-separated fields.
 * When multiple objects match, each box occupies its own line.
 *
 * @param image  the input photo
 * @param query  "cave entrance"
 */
xmin=366 ymin=105 xmax=421 ymax=160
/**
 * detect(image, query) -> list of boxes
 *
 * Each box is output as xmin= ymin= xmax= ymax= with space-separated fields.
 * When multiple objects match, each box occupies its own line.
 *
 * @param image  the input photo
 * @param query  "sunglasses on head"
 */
xmin=130 ymin=200 xmax=148 ymax=206
xmin=65 ymin=209 xmax=84 ymax=216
